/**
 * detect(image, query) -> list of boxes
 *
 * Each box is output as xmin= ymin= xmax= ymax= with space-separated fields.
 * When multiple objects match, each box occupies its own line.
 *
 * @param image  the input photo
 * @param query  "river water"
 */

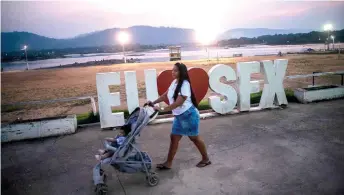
xmin=1 ymin=43 xmax=336 ymax=72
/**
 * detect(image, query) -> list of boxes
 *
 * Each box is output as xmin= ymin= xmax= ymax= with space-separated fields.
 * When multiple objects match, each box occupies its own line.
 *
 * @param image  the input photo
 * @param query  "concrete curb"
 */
xmin=78 ymin=104 xmax=282 ymax=128
xmin=1 ymin=115 xmax=77 ymax=143
xmin=294 ymin=85 xmax=344 ymax=103
xmin=78 ymin=122 xmax=100 ymax=128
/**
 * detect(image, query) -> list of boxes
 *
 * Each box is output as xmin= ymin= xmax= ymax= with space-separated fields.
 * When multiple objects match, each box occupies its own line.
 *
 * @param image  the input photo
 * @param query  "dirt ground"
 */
xmin=1 ymin=54 xmax=344 ymax=122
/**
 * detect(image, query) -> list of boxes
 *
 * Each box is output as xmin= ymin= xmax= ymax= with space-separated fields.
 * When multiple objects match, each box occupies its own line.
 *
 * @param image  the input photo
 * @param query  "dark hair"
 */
xmin=121 ymin=124 xmax=131 ymax=136
xmin=173 ymin=63 xmax=198 ymax=108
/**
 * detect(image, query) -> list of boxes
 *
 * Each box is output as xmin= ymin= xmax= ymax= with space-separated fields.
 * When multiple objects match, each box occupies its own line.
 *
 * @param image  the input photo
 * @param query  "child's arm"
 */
xmin=105 ymin=137 xmax=115 ymax=142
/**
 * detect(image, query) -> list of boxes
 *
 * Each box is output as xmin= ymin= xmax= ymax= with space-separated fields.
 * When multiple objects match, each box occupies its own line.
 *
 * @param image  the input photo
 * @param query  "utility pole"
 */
xmin=22 ymin=45 xmax=29 ymax=70
xmin=339 ymin=42 xmax=341 ymax=59
xmin=122 ymin=44 xmax=126 ymax=63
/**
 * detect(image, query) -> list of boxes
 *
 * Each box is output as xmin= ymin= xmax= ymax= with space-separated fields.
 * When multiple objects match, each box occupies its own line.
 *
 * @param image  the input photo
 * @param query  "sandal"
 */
xmin=196 ymin=160 xmax=212 ymax=168
xmin=156 ymin=163 xmax=171 ymax=170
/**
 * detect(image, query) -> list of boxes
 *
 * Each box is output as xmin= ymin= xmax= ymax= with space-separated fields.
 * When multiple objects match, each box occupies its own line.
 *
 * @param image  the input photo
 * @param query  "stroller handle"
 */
xmin=143 ymin=102 xmax=154 ymax=107
xmin=150 ymin=110 xmax=159 ymax=119
xmin=143 ymin=102 xmax=159 ymax=119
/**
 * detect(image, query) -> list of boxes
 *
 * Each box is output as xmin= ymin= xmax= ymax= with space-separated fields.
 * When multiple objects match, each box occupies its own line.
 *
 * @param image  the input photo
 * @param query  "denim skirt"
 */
xmin=172 ymin=106 xmax=200 ymax=136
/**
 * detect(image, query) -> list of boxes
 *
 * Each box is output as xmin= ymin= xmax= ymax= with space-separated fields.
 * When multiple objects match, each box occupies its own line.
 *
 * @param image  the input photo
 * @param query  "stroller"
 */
xmin=93 ymin=104 xmax=159 ymax=195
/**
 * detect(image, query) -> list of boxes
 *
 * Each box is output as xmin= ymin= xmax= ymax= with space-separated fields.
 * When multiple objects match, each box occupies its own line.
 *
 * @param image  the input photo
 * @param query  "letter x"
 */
xmin=259 ymin=59 xmax=288 ymax=108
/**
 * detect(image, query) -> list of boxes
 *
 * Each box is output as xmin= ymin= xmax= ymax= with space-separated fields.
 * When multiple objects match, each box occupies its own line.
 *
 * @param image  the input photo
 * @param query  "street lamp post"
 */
xmin=206 ymin=47 xmax=210 ymax=61
xmin=339 ymin=41 xmax=341 ymax=59
xmin=331 ymin=35 xmax=335 ymax=50
xmin=324 ymin=24 xmax=333 ymax=51
xmin=122 ymin=44 xmax=126 ymax=63
xmin=22 ymin=45 xmax=29 ymax=70
xmin=117 ymin=31 xmax=130 ymax=63
xmin=196 ymin=31 xmax=215 ymax=62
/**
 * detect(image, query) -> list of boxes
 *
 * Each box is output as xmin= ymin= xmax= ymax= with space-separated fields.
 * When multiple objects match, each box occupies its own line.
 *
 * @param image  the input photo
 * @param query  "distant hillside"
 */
xmin=218 ymin=28 xmax=314 ymax=39
xmin=1 ymin=26 xmax=196 ymax=52
xmin=1 ymin=32 xmax=64 ymax=52
xmin=2 ymin=26 xmax=320 ymax=52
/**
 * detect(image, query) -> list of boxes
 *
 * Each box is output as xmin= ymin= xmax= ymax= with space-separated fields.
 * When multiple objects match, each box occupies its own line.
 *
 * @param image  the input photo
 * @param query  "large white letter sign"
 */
xmin=208 ymin=64 xmax=238 ymax=114
xmin=124 ymin=71 xmax=139 ymax=113
xmin=144 ymin=69 xmax=159 ymax=104
xmin=96 ymin=72 xmax=125 ymax=128
xmin=259 ymin=59 xmax=288 ymax=108
xmin=237 ymin=61 xmax=260 ymax=111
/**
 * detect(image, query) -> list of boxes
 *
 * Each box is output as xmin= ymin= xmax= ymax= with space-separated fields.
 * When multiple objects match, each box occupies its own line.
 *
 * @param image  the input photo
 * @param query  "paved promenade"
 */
xmin=2 ymin=100 xmax=344 ymax=195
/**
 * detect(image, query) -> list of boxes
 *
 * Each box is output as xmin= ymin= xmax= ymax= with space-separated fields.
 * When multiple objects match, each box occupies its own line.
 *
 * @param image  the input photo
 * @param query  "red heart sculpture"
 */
xmin=157 ymin=67 xmax=209 ymax=105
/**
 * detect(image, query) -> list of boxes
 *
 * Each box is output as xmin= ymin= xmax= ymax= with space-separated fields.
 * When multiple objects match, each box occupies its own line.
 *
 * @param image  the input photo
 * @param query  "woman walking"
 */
xmin=147 ymin=62 xmax=211 ymax=169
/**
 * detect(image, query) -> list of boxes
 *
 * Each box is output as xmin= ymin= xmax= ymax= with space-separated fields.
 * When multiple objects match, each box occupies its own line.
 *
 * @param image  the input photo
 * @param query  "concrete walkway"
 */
xmin=2 ymin=100 xmax=344 ymax=195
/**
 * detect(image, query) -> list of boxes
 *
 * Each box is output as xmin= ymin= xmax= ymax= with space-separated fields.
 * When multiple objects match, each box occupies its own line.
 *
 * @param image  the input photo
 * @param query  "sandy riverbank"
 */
xmin=2 ymin=54 xmax=344 ymax=122
xmin=38 ymin=58 xmax=141 ymax=70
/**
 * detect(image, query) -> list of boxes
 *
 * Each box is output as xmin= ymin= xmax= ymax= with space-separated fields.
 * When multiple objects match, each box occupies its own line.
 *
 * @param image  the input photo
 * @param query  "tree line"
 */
xmin=217 ymin=29 xmax=344 ymax=46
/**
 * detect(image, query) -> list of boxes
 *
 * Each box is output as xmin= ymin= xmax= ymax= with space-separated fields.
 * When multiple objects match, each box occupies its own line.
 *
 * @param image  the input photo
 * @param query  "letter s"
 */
xmin=208 ymin=64 xmax=238 ymax=114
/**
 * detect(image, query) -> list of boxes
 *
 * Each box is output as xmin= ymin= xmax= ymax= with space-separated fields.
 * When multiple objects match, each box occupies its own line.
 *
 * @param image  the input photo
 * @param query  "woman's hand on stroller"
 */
xmin=144 ymin=101 xmax=154 ymax=107
xmin=153 ymin=106 xmax=163 ymax=112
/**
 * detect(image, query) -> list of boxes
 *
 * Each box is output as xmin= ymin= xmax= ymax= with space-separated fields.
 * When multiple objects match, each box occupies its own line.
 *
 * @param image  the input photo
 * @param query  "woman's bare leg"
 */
xmin=188 ymin=135 xmax=209 ymax=162
xmin=158 ymin=134 xmax=182 ymax=168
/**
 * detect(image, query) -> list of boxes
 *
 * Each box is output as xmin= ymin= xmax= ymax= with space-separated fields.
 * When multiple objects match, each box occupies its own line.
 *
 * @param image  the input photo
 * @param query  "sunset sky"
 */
xmin=1 ymin=0 xmax=344 ymax=38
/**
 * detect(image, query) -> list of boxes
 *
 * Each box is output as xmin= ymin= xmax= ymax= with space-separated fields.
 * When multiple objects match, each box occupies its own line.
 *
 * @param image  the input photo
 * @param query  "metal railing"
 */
xmin=310 ymin=71 xmax=344 ymax=86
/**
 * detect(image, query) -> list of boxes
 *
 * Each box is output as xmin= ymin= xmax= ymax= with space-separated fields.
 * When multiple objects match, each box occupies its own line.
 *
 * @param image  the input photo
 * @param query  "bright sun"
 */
xmin=195 ymin=29 xmax=218 ymax=45
xmin=117 ymin=31 xmax=130 ymax=45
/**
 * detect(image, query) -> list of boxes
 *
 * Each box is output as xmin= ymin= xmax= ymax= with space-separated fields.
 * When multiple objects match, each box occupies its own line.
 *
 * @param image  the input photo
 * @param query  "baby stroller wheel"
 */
xmin=146 ymin=172 xmax=159 ymax=187
xmin=100 ymin=169 xmax=107 ymax=183
xmin=95 ymin=183 xmax=108 ymax=195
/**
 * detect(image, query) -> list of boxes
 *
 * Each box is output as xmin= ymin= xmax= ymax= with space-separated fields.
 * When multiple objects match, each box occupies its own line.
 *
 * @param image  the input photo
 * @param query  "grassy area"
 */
xmin=77 ymin=89 xmax=298 ymax=125
xmin=77 ymin=109 xmax=130 ymax=125
xmin=1 ymin=105 xmax=24 ymax=113
xmin=76 ymin=112 xmax=100 ymax=125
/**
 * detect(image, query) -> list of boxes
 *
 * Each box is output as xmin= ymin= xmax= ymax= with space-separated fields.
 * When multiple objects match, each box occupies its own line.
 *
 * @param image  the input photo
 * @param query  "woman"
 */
xmin=147 ymin=62 xmax=211 ymax=170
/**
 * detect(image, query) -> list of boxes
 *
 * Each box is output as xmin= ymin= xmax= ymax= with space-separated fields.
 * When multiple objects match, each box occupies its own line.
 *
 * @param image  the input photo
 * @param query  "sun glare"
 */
xmin=323 ymin=24 xmax=333 ymax=31
xmin=117 ymin=31 xmax=130 ymax=45
xmin=196 ymin=30 xmax=217 ymax=45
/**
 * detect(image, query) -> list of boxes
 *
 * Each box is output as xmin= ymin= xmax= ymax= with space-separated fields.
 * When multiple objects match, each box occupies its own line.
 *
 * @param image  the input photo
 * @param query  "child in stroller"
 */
xmin=95 ymin=118 xmax=136 ymax=161
xmin=93 ymin=105 xmax=159 ymax=194
xmin=95 ymin=130 xmax=126 ymax=161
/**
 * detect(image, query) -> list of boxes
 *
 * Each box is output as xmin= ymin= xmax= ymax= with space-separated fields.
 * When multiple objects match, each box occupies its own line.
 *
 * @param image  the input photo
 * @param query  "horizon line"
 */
xmin=1 ymin=26 xmax=321 ymax=40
